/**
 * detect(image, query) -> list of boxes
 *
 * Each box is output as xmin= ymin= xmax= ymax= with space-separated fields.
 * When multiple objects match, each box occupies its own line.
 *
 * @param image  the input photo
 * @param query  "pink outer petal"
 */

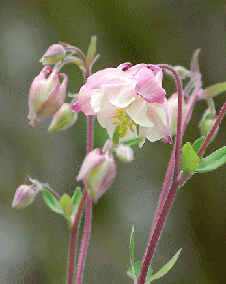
xmin=85 ymin=68 xmax=127 ymax=90
xmin=76 ymin=149 xmax=105 ymax=181
xmin=124 ymin=64 xmax=148 ymax=76
xmin=135 ymin=67 xmax=166 ymax=104
xmin=117 ymin=62 xmax=132 ymax=70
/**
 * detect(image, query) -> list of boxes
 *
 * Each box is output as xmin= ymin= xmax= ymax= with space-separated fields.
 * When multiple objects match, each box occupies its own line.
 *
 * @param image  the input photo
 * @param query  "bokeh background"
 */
xmin=1 ymin=0 xmax=226 ymax=283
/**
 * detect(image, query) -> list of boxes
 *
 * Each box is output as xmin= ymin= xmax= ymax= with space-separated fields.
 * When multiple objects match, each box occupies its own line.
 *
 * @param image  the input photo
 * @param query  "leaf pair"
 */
xmin=181 ymin=137 xmax=226 ymax=174
xmin=127 ymin=227 xmax=182 ymax=283
xmin=42 ymin=187 xmax=82 ymax=227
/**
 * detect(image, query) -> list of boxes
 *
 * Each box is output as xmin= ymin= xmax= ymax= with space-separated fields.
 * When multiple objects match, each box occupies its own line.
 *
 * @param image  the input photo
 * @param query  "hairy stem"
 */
xmin=137 ymin=65 xmax=183 ymax=284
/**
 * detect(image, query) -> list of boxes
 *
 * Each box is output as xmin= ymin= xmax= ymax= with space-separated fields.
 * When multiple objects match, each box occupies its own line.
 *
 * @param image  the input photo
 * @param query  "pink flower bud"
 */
xmin=115 ymin=144 xmax=134 ymax=162
xmin=12 ymin=185 xmax=35 ymax=209
xmin=28 ymin=66 xmax=68 ymax=127
xmin=40 ymin=44 xmax=66 ymax=65
xmin=77 ymin=148 xmax=116 ymax=203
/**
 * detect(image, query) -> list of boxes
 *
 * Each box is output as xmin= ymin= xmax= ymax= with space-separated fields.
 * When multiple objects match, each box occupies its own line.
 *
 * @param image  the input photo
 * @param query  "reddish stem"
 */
xmin=137 ymin=65 xmax=183 ymax=284
xmin=67 ymin=189 xmax=87 ymax=284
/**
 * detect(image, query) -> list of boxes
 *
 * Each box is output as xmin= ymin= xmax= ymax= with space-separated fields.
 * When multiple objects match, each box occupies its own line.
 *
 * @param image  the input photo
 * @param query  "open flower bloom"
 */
xmin=77 ymin=148 xmax=116 ymax=203
xmin=28 ymin=66 xmax=68 ymax=127
xmin=72 ymin=63 xmax=172 ymax=144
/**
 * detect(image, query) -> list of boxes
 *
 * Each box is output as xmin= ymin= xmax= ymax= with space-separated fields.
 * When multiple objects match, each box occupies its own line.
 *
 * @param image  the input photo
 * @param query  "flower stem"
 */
xmin=67 ymin=189 xmax=87 ymax=284
xmin=137 ymin=65 xmax=183 ymax=284
xmin=75 ymin=196 xmax=92 ymax=284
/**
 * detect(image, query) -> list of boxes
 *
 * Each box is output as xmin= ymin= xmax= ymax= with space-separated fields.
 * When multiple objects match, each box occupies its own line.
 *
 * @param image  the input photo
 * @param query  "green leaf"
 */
xmin=59 ymin=194 xmax=73 ymax=221
xmin=134 ymin=261 xmax=142 ymax=277
xmin=127 ymin=267 xmax=137 ymax=280
xmin=130 ymin=226 xmax=135 ymax=266
xmin=113 ymin=125 xmax=120 ymax=145
xmin=86 ymin=36 xmax=97 ymax=66
xmin=123 ymin=136 xmax=144 ymax=147
xmin=72 ymin=187 xmax=82 ymax=216
xmin=42 ymin=189 xmax=63 ymax=214
xmin=195 ymin=146 xmax=226 ymax=173
xmin=204 ymin=82 xmax=226 ymax=98
xmin=192 ymin=137 xmax=205 ymax=158
xmin=146 ymin=249 xmax=182 ymax=282
xmin=181 ymin=142 xmax=200 ymax=174
xmin=192 ymin=137 xmax=205 ymax=153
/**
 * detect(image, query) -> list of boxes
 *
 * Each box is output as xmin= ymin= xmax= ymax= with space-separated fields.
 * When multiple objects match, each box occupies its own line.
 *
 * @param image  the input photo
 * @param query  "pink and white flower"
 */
xmin=72 ymin=63 xmax=172 ymax=144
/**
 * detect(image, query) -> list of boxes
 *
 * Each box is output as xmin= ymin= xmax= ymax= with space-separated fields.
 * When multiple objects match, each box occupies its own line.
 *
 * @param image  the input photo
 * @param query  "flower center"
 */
xmin=111 ymin=109 xmax=137 ymax=138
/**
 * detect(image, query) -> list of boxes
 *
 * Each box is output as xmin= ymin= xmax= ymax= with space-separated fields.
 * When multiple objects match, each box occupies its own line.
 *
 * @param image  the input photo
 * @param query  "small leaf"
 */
xmin=192 ymin=137 xmax=205 ymax=158
xmin=192 ymin=137 xmax=205 ymax=153
xmin=123 ymin=136 xmax=144 ymax=147
xmin=86 ymin=36 xmax=97 ymax=66
xmin=130 ymin=226 xmax=135 ymax=266
xmin=113 ymin=125 xmax=120 ymax=145
xmin=134 ymin=261 xmax=142 ymax=277
xmin=146 ymin=249 xmax=182 ymax=282
xmin=42 ymin=189 xmax=63 ymax=214
xmin=59 ymin=194 xmax=73 ymax=220
xmin=72 ymin=187 xmax=82 ymax=216
xmin=181 ymin=142 xmax=200 ymax=174
xmin=127 ymin=267 xmax=137 ymax=280
xmin=195 ymin=146 xmax=226 ymax=173
xmin=204 ymin=82 xmax=226 ymax=98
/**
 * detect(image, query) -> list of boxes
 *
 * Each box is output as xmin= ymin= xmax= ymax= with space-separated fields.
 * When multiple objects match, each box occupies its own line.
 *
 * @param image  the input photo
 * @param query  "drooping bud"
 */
xmin=77 ymin=148 xmax=116 ymax=203
xmin=28 ymin=66 xmax=68 ymax=127
xmin=199 ymin=107 xmax=218 ymax=139
xmin=40 ymin=44 xmax=66 ymax=65
xmin=115 ymin=144 xmax=134 ymax=162
xmin=12 ymin=185 xmax=35 ymax=209
xmin=48 ymin=103 xmax=78 ymax=132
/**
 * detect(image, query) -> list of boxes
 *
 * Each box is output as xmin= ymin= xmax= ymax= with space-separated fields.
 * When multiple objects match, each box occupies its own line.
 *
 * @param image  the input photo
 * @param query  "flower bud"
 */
xmin=28 ymin=66 xmax=68 ymax=127
xmin=199 ymin=108 xmax=218 ymax=139
xmin=48 ymin=103 xmax=78 ymax=132
xmin=115 ymin=144 xmax=134 ymax=162
xmin=40 ymin=44 xmax=66 ymax=65
xmin=12 ymin=185 xmax=35 ymax=209
xmin=77 ymin=148 xmax=116 ymax=203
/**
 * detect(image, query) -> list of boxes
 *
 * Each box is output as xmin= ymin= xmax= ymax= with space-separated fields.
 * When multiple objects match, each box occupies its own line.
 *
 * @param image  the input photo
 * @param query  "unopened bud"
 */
xmin=199 ymin=108 xmax=218 ymax=138
xmin=12 ymin=185 xmax=35 ymax=209
xmin=48 ymin=103 xmax=78 ymax=132
xmin=28 ymin=66 xmax=68 ymax=127
xmin=77 ymin=148 xmax=116 ymax=203
xmin=115 ymin=144 xmax=134 ymax=162
xmin=40 ymin=44 xmax=66 ymax=65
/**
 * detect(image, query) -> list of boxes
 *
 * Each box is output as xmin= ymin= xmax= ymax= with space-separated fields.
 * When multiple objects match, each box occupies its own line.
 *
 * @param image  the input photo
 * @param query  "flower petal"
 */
xmin=136 ymin=67 xmax=166 ymax=103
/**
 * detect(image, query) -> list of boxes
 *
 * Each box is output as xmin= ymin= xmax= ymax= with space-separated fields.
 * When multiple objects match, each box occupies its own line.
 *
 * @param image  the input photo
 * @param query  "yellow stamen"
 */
xmin=111 ymin=109 xmax=137 ymax=138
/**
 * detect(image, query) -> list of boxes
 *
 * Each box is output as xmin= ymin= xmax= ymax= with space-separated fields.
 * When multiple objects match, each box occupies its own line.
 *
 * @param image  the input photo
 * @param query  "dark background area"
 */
xmin=1 ymin=0 xmax=226 ymax=283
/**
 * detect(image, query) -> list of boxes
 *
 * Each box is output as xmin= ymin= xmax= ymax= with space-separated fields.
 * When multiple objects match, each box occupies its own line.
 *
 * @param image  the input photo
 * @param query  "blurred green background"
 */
xmin=1 ymin=0 xmax=226 ymax=283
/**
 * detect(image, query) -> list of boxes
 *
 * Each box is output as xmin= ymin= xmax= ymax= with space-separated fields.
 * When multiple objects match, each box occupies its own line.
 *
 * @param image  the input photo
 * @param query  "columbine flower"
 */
xmin=28 ymin=66 xmax=68 ymax=127
xmin=40 ymin=44 xmax=66 ymax=65
xmin=77 ymin=148 xmax=116 ymax=203
xmin=72 ymin=63 xmax=172 ymax=144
